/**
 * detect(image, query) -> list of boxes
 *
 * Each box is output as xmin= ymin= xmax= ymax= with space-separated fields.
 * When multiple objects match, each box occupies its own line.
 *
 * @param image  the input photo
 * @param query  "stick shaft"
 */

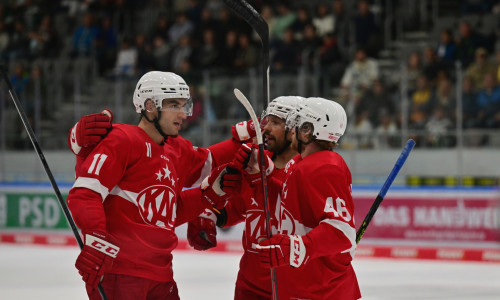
xmin=0 ymin=66 xmax=108 ymax=300
xmin=233 ymin=89 xmax=278 ymax=300
xmin=356 ymin=139 xmax=416 ymax=244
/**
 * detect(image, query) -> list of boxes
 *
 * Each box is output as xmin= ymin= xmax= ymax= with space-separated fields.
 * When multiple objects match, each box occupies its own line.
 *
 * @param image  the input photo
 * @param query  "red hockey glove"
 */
xmin=256 ymin=234 xmax=311 ymax=268
xmin=201 ymin=163 xmax=241 ymax=209
xmin=233 ymin=143 xmax=274 ymax=184
xmin=68 ymin=109 xmax=113 ymax=157
xmin=231 ymin=118 xmax=260 ymax=142
xmin=187 ymin=209 xmax=217 ymax=251
xmin=232 ymin=143 xmax=257 ymax=171
xmin=75 ymin=232 xmax=120 ymax=294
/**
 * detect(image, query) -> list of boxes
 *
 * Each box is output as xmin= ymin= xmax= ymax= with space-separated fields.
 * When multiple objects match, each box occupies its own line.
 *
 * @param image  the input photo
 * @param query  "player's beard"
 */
xmin=266 ymin=134 xmax=289 ymax=155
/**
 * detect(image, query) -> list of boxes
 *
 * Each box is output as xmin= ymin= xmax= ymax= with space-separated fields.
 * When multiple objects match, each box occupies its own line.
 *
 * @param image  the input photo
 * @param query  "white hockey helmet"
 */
xmin=133 ymin=71 xmax=192 ymax=115
xmin=262 ymin=96 xmax=305 ymax=120
xmin=286 ymin=97 xmax=347 ymax=143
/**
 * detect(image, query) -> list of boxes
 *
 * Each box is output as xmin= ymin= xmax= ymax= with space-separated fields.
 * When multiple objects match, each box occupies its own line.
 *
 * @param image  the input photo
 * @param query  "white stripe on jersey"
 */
xmin=73 ymin=177 xmax=110 ymax=201
xmin=190 ymin=151 xmax=213 ymax=187
xmin=109 ymin=185 xmax=138 ymax=206
xmin=320 ymin=218 xmax=357 ymax=258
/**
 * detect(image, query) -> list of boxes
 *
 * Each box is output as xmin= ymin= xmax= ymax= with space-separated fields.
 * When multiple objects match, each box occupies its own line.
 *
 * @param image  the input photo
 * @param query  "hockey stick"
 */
xmin=356 ymin=139 xmax=416 ymax=244
xmin=0 ymin=66 xmax=108 ymax=300
xmin=223 ymin=0 xmax=270 ymax=109
xmin=234 ymin=88 xmax=279 ymax=300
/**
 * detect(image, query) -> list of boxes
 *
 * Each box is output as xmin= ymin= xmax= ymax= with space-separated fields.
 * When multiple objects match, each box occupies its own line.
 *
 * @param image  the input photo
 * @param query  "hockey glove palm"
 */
xmin=68 ymin=110 xmax=113 ymax=157
xmin=187 ymin=210 xmax=217 ymax=251
xmin=201 ymin=163 xmax=241 ymax=209
xmin=75 ymin=232 xmax=120 ymax=294
xmin=256 ymin=234 xmax=311 ymax=268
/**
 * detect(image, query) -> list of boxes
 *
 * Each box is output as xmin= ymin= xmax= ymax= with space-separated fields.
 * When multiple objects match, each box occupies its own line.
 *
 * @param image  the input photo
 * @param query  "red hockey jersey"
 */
xmin=275 ymin=151 xmax=361 ymax=300
xmin=223 ymin=160 xmax=286 ymax=298
xmin=67 ymin=124 xmax=212 ymax=282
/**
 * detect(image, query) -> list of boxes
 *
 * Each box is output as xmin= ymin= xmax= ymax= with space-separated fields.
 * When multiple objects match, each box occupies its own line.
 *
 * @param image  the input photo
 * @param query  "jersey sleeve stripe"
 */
xmin=320 ymin=218 xmax=357 ymax=258
xmin=109 ymin=186 xmax=139 ymax=206
xmin=190 ymin=152 xmax=213 ymax=187
xmin=73 ymin=177 xmax=110 ymax=201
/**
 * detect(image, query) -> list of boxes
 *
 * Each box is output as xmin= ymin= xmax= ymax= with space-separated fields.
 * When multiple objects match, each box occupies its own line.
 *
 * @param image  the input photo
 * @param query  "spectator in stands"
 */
xmin=352 ymin=110 xmax=374 ymax=149
xmin=10 ymin=63 xmax=29 ymax=98
xmin=234 ymin=33 xmax=257 ymax=70
xmin=455 ymin=20 xmax=484 ymax=68
xmin=425 ymin=106 xmax=454 ymax=147
xmin=404 ymin=51 xmax=423 ymax=93
xmin=291 ymin=5 xmax=311 ymax=40
xmin=435 ymin=28 xmax=457 ymax=67
xmin=271 ymin=2 xmax=296 ymax=41
xmin=300 ymin=23 xmax=323 ymax=60
xmin=359 ymin=79 xmax=395 ymax=127
xmin=465 ymin=47 xmax=496 ymax=90
xmin=206 ymin=0 xmax=224 ymax=17
xmin=71 ymin=13 xmax=100 ymax=57
xmin=410 ymin=74 xmax=435 ymax=132
xmin=191 ymin=8 xmax=220 ymax=45
xmin=495 ymin=50 xmax=500 ymax=84
xmin=340 ymin=47 xmax=379 ymax=97
xmin=186 ymin=0 xmax=203 ymax=27
xmin=0 ymin=21 xmax=8 ymax=62
xmin=319 ymin=32 xmax=344 ymax=84
xmin=461 ymin=76 xmax=480 ymax=128
xmin=332 ymin=0 xmax=351 ymax=56
xmin=149 ymin=16 xmax=169 ymax=42
xmin=28 ymin=15 xmax=59 ymax=59
xmin=271 ymin=28 xmax=300 ymax=73
xmin=135 ymin=33 xmax=155 ymax=74
xmin=219 ymin=7 xmax=250 ymax=38
xmin=192 ymin=28 xmax=220 ymax=70
xmin=257 ymin=5 xmax=276 ymax=44
xmin=353 ymin=0 xmax=381 ymax=57
xmin=373 ymin=109 xmax=398 ymax=149
xmin=312 ymin=3 xmax=334 ymax=38
xmin=422 ymin=46 xmax=449 ymax=84
xmin=168 ymin=12 xmax=193 ymax=44
xmin=8 ymin=20 xmax=30 ymax=60
xmin=152 ymin=35 xmax=171 ymax=71
xmin=25 ymin=64 xmax=47 ymax=120
xmin=171 ymin=35 xmax=193 ymax=73
xmin=220 ymin=30 xmax=239 ymax=72
xmin=96 ymin=16 xmax=119 ymax=75
xmin=476 ymin=72 xmax=500 ymax=128
xmin=114 ymin=37 xmax=137 ymax=77
xmin=434 ymin=78 xmax=456 ymax=119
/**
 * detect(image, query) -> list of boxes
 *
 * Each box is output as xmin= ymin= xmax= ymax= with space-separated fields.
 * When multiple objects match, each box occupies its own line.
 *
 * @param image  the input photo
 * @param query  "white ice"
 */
xmin=1 ymin=244 xmax=500 ymax=300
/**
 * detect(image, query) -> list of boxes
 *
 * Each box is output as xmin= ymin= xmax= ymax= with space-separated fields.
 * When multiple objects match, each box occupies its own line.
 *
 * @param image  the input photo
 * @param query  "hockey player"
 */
xmin=251 ymin=97 xmax=361 ymax=299
xmin=66 ymin=71 xmax=242 ymax=299
xmin=188 ymin=96 xmax=305 ymax=299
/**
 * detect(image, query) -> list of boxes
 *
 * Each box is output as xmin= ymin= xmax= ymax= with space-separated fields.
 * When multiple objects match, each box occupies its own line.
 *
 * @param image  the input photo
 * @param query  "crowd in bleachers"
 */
xmin=2 ymin=0 xmax=500 ymax=149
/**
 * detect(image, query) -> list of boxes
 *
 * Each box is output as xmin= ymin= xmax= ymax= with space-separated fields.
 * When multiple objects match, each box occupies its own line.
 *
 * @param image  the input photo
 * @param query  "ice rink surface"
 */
xmin=1 ymin=244 xmax=500 ymax=300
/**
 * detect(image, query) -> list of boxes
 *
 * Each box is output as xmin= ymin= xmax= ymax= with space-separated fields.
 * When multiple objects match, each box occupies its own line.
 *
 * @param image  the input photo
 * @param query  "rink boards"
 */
xmin=1 ymin=184 xmax=499 ymax=262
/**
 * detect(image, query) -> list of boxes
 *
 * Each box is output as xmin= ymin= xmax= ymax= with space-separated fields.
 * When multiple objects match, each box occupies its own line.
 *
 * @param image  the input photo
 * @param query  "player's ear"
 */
xmin=144 ymin=99 xmax=157 ymax=113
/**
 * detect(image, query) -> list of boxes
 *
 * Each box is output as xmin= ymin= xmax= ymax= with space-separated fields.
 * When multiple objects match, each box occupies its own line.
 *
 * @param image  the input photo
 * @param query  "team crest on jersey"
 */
xmin=155 ymin=164 xmax=177 ymax=186
xmin=284 ymin=159 xmax=296 ymax=174
xmin=137 ymin=185 xmax=177 ymax=230
xmin=279 ymin=201 xmax=311 ymax=236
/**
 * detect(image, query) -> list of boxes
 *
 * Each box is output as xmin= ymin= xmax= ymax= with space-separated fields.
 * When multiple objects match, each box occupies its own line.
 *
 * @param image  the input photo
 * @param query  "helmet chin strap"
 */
xmin=141 ymin=110 xmax=169 ymax=141
xmin=295 ymin=127 xmax=312 ymax=154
